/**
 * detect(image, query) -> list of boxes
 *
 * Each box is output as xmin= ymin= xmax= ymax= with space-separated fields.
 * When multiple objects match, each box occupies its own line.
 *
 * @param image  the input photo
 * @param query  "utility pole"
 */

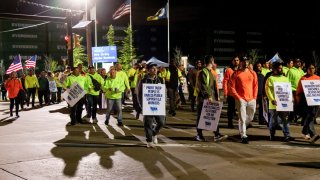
xmin=85 ymin=0 xmax=93 ymax=66
xmin=66 ymin=12 xmax=74 ymax=68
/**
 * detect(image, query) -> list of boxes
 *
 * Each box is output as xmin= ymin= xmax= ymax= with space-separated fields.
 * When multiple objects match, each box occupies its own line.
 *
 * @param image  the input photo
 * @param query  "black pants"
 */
xmin=57 ymin=87 xmax=62 ymax=102
xmin=131 ymin=88 xmax=141 ymax=113
xmin=10 ymin=97 xmax=19 ymax=116
xmin=257 ymin=95 xmax=264 ymax=124
xmin=196 ymin=100 xmax=220 ymax=137
xmin=70 ymin=97 xmax=85 ymax=124
xmin=27 ymin=88 xmax=36 ymax=107
xmin=1 ymin=91 xmax=7 ymax=100
xmin=227 ymin=96 xmax=236 ymax=127
xmin=87 ymin=94 xmax=98 ymax=119
xmin=38 ymin=90 xmax=49 ymax=105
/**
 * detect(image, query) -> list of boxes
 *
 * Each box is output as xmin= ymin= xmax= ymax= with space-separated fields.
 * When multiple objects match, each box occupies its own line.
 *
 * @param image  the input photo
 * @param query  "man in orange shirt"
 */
xmin=222 ymin=56 xmax=240 ymax=128
xmin=230 ymin=56 xmax=258 ymax=144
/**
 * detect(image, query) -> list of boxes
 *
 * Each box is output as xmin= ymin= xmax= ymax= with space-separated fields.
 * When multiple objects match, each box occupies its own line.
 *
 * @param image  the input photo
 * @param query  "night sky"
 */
xmin=1 ymin=0 xmax=320 ymax=64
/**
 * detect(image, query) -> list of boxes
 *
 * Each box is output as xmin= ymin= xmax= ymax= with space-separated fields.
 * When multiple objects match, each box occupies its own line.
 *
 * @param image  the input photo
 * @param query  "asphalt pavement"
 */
xmin=0 ymin=100 xmax=320 ymax=179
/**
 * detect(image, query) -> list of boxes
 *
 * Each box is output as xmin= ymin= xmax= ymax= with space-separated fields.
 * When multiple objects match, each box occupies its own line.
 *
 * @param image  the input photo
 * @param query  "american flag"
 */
xmin=25 ymin=55 xmax=37 ymax=69
xmin=6 ymin=55 xmax=22 ymax=74
xmin=112 ymin=0 xmax=131 ymax=20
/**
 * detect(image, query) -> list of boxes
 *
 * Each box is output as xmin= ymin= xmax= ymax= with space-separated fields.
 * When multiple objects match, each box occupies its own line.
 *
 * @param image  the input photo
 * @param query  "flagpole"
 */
xmin=167 ymin=1 xmax=170 ymax=63
xmin=130 ymin=0 xmax=133 ymax=60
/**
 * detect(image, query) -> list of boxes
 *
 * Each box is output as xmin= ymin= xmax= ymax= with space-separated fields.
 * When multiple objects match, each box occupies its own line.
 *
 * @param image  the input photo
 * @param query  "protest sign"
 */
xmin=142 ymin=83 xmax=166 ymax=115
xmin=61 ymin=82 xmax=86 ymax=107
xmin=274 ymin=82 xmax=293 ymax=111
xmin=217 ymin=68 xmax=224 ymax=89
xmin=301 ymin=80 xmax=320 ymax=106
xmin=197 ymin=100 xmax=223 ymax=131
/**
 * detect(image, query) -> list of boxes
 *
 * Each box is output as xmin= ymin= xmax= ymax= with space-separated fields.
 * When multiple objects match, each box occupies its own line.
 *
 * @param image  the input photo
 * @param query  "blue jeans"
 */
xmin=144 ymin=115 xmax=165 ymax=142
xmin=269 ymin=109 xmax=291 ymax=137
xmin=105 ymin=98 xmax=122 ymax=123
xmin=87 ymin=94 xmax=98 ymax=119
xmin=302 ymin=106 xmax=318 ymax=137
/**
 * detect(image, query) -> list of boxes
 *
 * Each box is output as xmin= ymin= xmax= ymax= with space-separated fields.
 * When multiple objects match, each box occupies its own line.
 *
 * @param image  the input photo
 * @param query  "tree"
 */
xmin=248 ymin=49 xmax=265 ymax=65
xmin=44 ymin=55 xmax=58 ymax=72
xmin=106 ymin=24 xmax=116 ymax=46
xmin=73 ymin=36 xmax=87 ymax=66
xmin=118 ymin=24 xmax=137 ymax=71
xmin=173 ymin=47 xmax=183 ymax=66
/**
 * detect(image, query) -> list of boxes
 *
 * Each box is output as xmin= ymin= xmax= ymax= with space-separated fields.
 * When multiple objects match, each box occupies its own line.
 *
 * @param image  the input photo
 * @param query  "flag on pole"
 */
xmin=6 ymin=55 xmax=23 ymax=74
xmin=112 ymin=0 xmax=131 ymax=20
xmin=270 ymin=53 xmax=282 ymax=63
xmin=25 ymin=55 xmax=37 ymax=69
xmin=147 ymin=3 xmax=168 ymax=21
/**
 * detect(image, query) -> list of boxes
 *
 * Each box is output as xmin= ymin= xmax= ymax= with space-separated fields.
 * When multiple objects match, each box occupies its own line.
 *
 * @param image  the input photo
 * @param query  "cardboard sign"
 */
xmin=274 ymin=82 xmax=293 ymax=111
xmin=61 ymin=82 xmax=86 ymax=107
xmin=301 ymin=80 xmax=320 ymax=106
xmin=198 ymin=100 xmax=223 ymax=131
xmin=142 ymin=83 xmax=166 ymax=115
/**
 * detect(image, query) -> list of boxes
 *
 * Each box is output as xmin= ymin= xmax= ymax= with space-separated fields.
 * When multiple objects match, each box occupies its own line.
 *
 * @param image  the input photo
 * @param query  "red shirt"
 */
xmin=5 ymin=78 xmax=23 ymax=99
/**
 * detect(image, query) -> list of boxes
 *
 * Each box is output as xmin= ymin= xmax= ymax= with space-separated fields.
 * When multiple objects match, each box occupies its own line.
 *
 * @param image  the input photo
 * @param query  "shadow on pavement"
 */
xmin=0 ymin=117 xmax=17 ymax=126
xmin=278 ymin=162 xmax=320 ymax=169
xmin=51 ymin=123 xmax=210 ymax=179
xmin=49 ymin=106 xmax=69 ymax=114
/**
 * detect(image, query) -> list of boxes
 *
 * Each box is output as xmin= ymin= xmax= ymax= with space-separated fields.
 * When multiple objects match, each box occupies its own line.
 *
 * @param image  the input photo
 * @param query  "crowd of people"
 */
xmin=2 ymin=54 xmax=320 ymax=147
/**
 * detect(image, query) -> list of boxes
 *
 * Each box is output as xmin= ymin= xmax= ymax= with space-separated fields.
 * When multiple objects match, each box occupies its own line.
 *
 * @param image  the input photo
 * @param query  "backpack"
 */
xmin=89 ymin=75 xmax=101 ymax=91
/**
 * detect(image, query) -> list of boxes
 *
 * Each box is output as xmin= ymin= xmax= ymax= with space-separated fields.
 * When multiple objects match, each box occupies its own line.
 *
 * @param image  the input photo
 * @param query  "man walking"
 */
xmin=230 ymin=56 xmax=258 ymax=144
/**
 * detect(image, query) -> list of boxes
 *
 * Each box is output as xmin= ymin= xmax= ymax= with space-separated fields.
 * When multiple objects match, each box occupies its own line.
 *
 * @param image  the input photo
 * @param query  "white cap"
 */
xmin=141 ymin=60 xmax=147 ymax=64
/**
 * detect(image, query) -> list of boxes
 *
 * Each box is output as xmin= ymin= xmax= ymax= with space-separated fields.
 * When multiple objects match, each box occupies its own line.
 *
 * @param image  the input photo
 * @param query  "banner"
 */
xmin=61 ymin=82 xmax=86 ymax=107
xmin=198 ymin=100 xmax=223 ymax=131
xmin=217 ymin=68 xmax=224 ymax=89
xmin=142 ymin=83 xmax=166 ymax=115
xmin=274 ymin=82 xmax=293 ymax=111
xmin=301 ymin=80 xmax=320 ymax=106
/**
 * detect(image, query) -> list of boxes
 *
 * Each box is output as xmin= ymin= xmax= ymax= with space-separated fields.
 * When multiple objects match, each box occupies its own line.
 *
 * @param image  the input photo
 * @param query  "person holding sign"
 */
xmin=230 ymin=56 xmax=258 ymax=144
xmin=265 ymin=62 xmax=294 ymax=142
xmin=194 ymin=55 xmax=227 ymax=142
xmin=64 ymin=67 xmax=87 ymax=126
xmin=296 ymin=63 xmax=320 ymax=143
xmin=103 ymin=68 xmax=125 ymax=126
xmin=137 ymin=63 xmax=165 ymax=148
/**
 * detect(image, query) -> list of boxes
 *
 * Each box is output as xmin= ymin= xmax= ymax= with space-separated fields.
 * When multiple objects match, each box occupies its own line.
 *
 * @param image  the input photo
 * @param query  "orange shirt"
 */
xmin=230 ymin=69 xmax=258 ymax=101
xmin=5 ymin=78 xmax=23 ymax=99
xmin=296 ymin=74 xmax=320 ymax=104
xmin=222 ymin=67 xmax=234 ymax=96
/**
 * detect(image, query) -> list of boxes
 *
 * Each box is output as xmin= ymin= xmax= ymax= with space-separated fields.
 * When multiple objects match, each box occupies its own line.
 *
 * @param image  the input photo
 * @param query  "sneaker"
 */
xmin=147 ymin=142 xmax=155 ymax=148
xmin=214 ymin=134 xmax=228 ymax=142
xmin=241 ymin=137 xmax=249 ymax=144
xmin=310 ymin=135 xmax=320 ymax=144
xmin=117 ymin=122 xmax=123 ymax=126
xmin=214 ymin=135 xmax=228 ymax=142
xmin=152 ymin=135 xmax=158 ymax=144
xmin=284 ymin=136 xmax=295 ymax=142
xmin=303 ymin=134 xmax=311 ymax=140
xmin=195 ymin=135 xmax=206 ymax=142
xmin=92 ymin=118 xmax=98 ymax=124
